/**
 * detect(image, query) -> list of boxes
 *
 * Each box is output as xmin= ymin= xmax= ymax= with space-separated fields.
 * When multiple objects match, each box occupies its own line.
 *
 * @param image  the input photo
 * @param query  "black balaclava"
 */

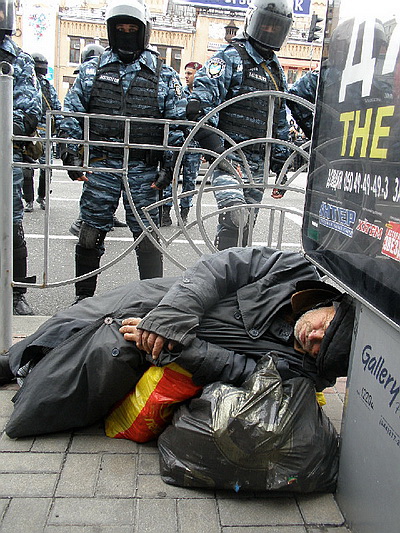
xmin=112 ymin=16 xmax=145 ymax=63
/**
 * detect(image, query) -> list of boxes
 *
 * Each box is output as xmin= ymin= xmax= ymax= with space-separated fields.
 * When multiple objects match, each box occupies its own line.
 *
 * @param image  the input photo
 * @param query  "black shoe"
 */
xmin=36 ymin=197 xmax=46 ymax=210
xmin=161 ymin=207 xmax=172 ymax=227
xmin=113 ymin=216 xmax=127 ymax=227
xmin=0 ymin=356 xmax=14 ymax=386
xmin=24 ymin=201 xmax=34 ymax=213
xmin=271 ymin=175 xmax=288 ymax=199
xmin=13 ymin=294 xmax=34 ymax=315
xmin=69 ymin=219 xmax=82 ymax=237
xmin=180 ymin=207 xmax=190 ymax=225
xmin=72 ymin=294 xmax=90 ymax=306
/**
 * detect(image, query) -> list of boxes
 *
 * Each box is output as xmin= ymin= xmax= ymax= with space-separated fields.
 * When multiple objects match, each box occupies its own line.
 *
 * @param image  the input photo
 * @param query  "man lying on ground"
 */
xmin=1 ymin=246 xmax=355 ymax=438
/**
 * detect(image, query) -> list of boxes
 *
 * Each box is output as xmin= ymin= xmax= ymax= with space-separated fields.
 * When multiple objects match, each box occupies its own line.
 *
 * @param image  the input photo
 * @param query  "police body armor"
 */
xmin=218 ymin=42 xmax=284 ymax=153
xmin=88 ymin=57 xmax=164 ymax=158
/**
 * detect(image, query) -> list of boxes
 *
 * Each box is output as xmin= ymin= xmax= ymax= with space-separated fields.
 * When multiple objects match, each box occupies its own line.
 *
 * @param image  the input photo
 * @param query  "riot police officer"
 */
xmin=188 ymin=0 xmax=292 ymax=250
xmin=161 ymin=61 xmax=203 ymax=227
xmin=29 ymin=53 xmax=62 ymax=211
xmin=0 ymin=0 xmax=42 ymax=314
xmin=59 ymin=0 xmax=185 ymax=302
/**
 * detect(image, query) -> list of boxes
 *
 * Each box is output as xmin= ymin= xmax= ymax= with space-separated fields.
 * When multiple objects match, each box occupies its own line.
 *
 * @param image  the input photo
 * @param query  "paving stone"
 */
xmin=0 ymin=473 xmax=58 ymax=497
xmin=0 ymin=452 xmax=64 ymax=473
xmin=0 ymin=433 xmax=34 ymax=452
xmin=136 ymin=498 xmax=177 ymax=533
xmin=95 ymin=453 xmax=137 ymax=497
xmin=0 ymin=498 xmax=10 ymax=520
xmin=48 ymin=498 xmax=135 ymax=526
xmin=45 ymin=527 xmax=133 ymax=533
xmin=297 ymin=493 xmax=345 ymax=525
xmin=307 ymin=526 xmax=352 ymax=533
xmin=0 ymin=392 xmax=15 ymax=417
xmin=137 ymin=474 xmax=213 ymax=499
xmin=177 ymin=499 xmax=220 ymax=533
xmin=218 ymin=497 xmax=303 ymax=527
xmin=0 ymin=497 xmax=51 ymax=532
xmin=138 ymin=440 xmax=159 ymax=454
xmin=55 ymin=454 xmax=100 ymax=497
xmin=138 ymin=452 xmax=160 ymax=475
xmin=69 ymin=434 xmax=138 ymax=453
xmin=31 ymin=434 xmax=71 ymax=452
xmin=222 ymin=526 xmax=307 ymax=533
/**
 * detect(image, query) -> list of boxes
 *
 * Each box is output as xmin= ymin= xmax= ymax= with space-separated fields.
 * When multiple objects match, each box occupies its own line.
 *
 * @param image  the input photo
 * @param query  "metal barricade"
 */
xmin=0 ymin=88 xmax=314 ymax=350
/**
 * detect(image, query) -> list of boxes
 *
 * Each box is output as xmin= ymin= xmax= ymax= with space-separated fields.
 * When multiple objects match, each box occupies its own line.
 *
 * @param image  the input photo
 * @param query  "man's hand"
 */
xmin=151 ymin=168 xmax=173 ymax=190
xmin=61 ymin=152 xmax=88 ymax=182
xmin=120 ymin=317 xmax=177 ymax=360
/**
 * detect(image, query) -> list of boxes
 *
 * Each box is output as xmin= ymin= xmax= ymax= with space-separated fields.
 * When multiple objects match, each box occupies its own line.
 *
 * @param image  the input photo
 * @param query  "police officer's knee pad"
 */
xmin=78 ymin=222 xmax=107 ymax=250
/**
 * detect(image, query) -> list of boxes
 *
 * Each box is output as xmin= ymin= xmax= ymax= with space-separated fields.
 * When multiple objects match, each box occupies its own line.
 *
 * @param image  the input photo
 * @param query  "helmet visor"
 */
xmin=0 ymin=0 xmax=14 ymax=31
xmin=247 ymin=9 xmax=292 ymax=50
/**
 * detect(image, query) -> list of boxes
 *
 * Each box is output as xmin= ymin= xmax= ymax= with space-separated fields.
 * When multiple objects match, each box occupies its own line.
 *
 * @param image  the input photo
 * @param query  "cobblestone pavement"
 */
xmin=0 ymin=317 xmax=352 ymax=532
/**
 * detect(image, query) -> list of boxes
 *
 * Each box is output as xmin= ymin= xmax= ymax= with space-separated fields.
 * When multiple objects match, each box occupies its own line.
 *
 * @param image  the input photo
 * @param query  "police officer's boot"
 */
xmin=135 ymin=236 xmax=163 ymax=280
xmin=214 ymin=210 xmax=249 ymax=251
xmin=75 ymin=245 xmax=102 ymax=301
xmin=180 ymin=207 xmax=190 ymax=225
xmin=13 ymin=223 xmax=34 ymax=315
xmin=161 ymin=206 xmax=172 ymax=227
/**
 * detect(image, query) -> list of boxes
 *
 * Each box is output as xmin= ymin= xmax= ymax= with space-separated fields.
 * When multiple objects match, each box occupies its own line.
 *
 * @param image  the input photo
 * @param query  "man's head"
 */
xmin=184 ymin=61 xmax=202 ymax=91
xmin=105 ymin=0 xmax=151 ymax=63
xmin=243 ymin=0 xmax=292 ymax=56
xmin=291 ymin=280 xmax=355 ymax=379
xmin=32 ymin=53 xmax=48 ymax=76
xmin=0 ymin=0 xmax=14 ymax=43
xmin=81 ymin=43 xmax=105 ymax=63
xmin=294 ymin=305 xmax=336 ymax=357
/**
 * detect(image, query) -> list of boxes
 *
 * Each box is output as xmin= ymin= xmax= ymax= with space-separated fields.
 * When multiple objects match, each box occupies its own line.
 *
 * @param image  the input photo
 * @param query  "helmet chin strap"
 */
xmin=248 ymin=37 xmax=275 ymax=59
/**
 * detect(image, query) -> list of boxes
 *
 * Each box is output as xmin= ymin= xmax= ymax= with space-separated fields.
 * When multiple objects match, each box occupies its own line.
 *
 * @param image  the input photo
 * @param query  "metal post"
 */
xmin=0 ymin=61 xmax=14 ymax=353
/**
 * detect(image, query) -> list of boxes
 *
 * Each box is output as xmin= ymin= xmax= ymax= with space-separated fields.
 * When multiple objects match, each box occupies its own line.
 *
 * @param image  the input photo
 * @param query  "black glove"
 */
xmin=186 ymin=99 xmax=201 ymax=121
xmin=61 ymin=151 xmax=84 ymax=181
xmin=151 ymin=167 xmax=173 ymax=190
xmin=13 ymin=122 xmax=24 ymax=136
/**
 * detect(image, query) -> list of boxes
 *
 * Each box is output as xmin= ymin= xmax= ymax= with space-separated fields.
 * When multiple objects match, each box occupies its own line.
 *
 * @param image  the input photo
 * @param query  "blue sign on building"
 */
xmin=175 ymin=0 xmax=311 ymax=15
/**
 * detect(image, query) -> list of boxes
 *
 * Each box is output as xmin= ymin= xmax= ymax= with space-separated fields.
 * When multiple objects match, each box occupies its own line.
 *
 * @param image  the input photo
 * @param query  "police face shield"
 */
xmin=247 ymin=9 xmax=292 ymax=51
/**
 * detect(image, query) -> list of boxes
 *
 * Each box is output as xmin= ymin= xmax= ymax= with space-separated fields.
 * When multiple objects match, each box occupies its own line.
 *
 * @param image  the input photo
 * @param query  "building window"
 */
xmin=171 ymin=47 xmax=182 ymax=73
xmin=84 ymin=38 xmax=95 ymax=46
xmin=100 ymin=38 xmax=109 ymax=49
xmin=287 ymin=69 xmax=298 ymax=85
xmin=69 ymin=37 xmax=81 ymax=63
xmin=156 ymin=46 xmax=167 ymax=64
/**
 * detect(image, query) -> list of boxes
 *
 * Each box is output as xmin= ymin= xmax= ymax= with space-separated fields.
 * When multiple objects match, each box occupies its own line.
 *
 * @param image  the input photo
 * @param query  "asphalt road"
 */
xmin=20 ymin=161 xmax=308 ymax=316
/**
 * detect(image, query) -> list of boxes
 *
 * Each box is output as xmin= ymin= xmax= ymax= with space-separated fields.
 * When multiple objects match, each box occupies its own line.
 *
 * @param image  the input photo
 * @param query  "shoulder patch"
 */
xmin=174 ymin=81 xmax=182 ymax=97
xmin=206 ymin=58 xmax=226 ymax=79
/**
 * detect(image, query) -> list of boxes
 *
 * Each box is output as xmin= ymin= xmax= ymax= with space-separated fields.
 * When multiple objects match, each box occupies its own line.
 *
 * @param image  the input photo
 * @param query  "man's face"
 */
xmin=294 ymin=306 xmax=335 ymax=358
xmin=184 ymin=67 xmax=196 ymax=90
xmin=116 ymin=23 xmax=139 ymax=34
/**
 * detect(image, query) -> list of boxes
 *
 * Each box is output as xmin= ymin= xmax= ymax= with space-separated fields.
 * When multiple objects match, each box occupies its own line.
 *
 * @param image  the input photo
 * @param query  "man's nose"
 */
xmin=308 ymin=328 xmax=324 ymax=341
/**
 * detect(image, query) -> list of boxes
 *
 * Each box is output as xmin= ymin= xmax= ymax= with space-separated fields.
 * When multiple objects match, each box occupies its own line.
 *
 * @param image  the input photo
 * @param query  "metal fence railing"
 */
xmin=0 ymin=71 xmax=314 ymax=350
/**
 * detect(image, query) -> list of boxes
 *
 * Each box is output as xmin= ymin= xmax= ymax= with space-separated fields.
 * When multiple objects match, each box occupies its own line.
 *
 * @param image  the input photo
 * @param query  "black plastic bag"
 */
xmin=158 ymin=355 xmax=339 ymax=493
